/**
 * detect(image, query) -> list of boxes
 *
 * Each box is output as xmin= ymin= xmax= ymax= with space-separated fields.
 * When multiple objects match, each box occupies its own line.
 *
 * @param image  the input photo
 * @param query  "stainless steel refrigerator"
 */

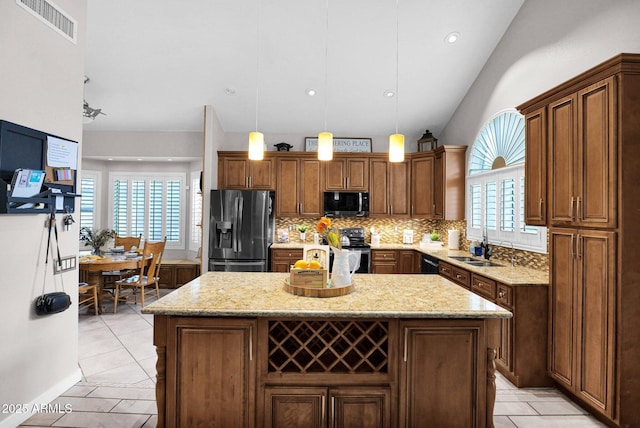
xmin=209 ymin=190 xmax=274 ymax=272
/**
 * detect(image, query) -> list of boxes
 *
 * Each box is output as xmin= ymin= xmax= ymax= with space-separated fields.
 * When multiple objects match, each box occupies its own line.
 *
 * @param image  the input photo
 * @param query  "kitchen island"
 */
xmin=143 ymin=272 xmax=511 ymax=428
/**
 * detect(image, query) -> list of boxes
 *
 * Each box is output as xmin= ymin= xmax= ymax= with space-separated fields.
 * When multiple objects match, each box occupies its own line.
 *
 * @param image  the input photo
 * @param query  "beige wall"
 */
xmin=83 ymin=130 xmax=202 ymax=160
xmin=0 ymin=1 xmax=86 ymax=427
xmin=440 ymin=0 xmax=640 ymax=151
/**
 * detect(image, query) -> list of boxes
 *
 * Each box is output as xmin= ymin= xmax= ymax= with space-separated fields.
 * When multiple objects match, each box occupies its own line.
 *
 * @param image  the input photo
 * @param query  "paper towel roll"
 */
xmin=448 ymin=229 xmax=460 ymax=250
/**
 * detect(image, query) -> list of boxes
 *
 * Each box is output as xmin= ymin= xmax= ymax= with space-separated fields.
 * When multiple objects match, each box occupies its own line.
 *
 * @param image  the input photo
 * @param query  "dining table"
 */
xmin=79 ymin=252 xmax=149 ymax=313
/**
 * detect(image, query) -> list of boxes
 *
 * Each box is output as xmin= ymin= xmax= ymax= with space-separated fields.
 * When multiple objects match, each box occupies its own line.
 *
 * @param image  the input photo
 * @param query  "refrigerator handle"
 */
xmin=237 ymin=196 xmax=244 ymax=253
xmin=232 ymin=196 xmax=239 ymax=253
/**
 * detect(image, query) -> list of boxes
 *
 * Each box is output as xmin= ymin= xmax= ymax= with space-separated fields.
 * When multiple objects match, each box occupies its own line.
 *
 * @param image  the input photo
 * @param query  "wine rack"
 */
xmin=267 ymin=320 xmax=389 ymax=374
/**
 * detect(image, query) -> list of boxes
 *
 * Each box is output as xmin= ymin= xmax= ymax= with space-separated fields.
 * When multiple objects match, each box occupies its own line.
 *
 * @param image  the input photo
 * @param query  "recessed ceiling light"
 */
xmin=167 ymin=158 xmax=173 ymax=162
xmin=224 ymin=87 xmax=237 ymax=96
xmin=107 ymin=158 xmax=113 ymax=161
xmin=383 ymin=89 xmax=395 ymax=98
xmin=305 ymin=88 xmax=317 ymax=96
xmin=137 ymin=158 xmax=143 ymax=161
xmin=445 ymin=32 xmax=460 ymax=44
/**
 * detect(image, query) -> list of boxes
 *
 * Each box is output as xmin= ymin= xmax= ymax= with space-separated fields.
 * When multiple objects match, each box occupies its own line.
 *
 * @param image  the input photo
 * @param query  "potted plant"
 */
xmin=80 ymin=227 xmax=116 ymax=256
xmin=296 ymin=225 xmax=309 ymax=242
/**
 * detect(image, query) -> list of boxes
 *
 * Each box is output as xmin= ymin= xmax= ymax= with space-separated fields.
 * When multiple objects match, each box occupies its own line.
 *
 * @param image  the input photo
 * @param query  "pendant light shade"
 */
xmin=248 ymin=131 xmax=264 ymax=160
xmin=388 ymin=0 xmax=404 ymax=163
xmin=317 ymin=132 xmax=334 ymax=161
xmin=389 ymin=133 xmax=405 ymax=162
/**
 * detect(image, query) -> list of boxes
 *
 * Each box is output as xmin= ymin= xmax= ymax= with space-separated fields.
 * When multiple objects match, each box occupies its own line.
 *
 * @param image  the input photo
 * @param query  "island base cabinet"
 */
xmin=400 ymin=320 xmax=496 ymax=428
xmin=265 ymin=387 xmax=391 ymax=428
xmin=159 ymin=317 xmax=256 ymax=428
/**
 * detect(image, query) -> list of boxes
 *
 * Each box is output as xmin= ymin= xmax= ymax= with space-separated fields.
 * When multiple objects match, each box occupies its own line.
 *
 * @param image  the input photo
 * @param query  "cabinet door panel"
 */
xmin=369 ymin=159 xmax=389 ymax=217
xmin=524 ymin=107 xmax=547 ymax=225
xmin=331 ymin=388 xmax=390 ymax=428
xmin=575 ymin=230 xmax=616 ymax=414
xmin=222 ymin=158 xmax=249 ymax=189
xmin=265 ymin=387 xmax=325 ymax=428
xmin=251 ymin=159 xmax=274 ymax=189
xmin=400 ymin=323 xmax=481 ymax=428
xmin=549 ymin=95 xmax=577 ymax=226
xmin=325 ymin=160 xmax=347 ymax=190
xmin=168 ymin=319 xmax=255 ymax=427
xmin=389 ymin=161 xmax=410 ymax=217
xmin=498 ymin=317 xmax=513 ymax=372
xmin=276 ymin=158 xmax=299 ymax=217
xmin=264 ymin=388 xmax=327 ymax=428
xmin=549 ymin=229 xmax=576 ymax=388
xmin=347 ymin=158 xmax=368 ymax=190
xmin=300 ymin=159 xmax=323 ymax=217
xmin=577 ymin=77 xmax=617 ymax=228
xmin=411 ymin=155 xmax=434 ymax=218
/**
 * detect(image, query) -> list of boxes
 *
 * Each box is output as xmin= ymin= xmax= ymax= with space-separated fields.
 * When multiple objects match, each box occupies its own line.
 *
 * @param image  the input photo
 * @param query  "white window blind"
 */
xmin=79 ymin=170 xmax=100 ymax=230
xmin=190 ymin=171 xmax=202 ymax=252
xmin=110 ymin=172 xmax=185 ymax=249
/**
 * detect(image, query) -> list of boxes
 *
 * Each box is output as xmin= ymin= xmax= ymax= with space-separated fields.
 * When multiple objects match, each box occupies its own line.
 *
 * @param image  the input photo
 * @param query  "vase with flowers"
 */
xmin=296 ymin=224 xmax=309 ymax=242
xmin=80 ymin=227 xmax=116 ymax=256
xmin=316 ymin=217 xmax=357 ymax=286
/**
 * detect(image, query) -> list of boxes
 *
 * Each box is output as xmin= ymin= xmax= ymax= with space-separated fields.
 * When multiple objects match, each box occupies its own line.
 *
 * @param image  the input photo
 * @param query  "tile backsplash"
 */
xmin=276 ymin=217 xmax=549 ymax=272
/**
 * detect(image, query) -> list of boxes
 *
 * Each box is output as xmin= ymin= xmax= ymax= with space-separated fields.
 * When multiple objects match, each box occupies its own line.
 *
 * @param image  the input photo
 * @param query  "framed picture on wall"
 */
xmin=305 ymin=137 xmax=372 ymax=153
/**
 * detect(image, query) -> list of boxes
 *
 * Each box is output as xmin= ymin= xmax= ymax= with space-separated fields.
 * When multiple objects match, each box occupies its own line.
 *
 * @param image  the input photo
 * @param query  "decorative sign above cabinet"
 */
xmin=305 ymin=137 xmax=372 ymax=153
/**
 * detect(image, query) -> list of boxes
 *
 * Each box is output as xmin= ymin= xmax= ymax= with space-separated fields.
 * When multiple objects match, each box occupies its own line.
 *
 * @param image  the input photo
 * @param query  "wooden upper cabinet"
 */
xmin=548 ymin=77 xmax=617 ymax=228
xmin=275 ymin=155 xmax=323 ymax=218
xmin=524 ymin=107 xmax=547 ymax=226
xmin=369 ymin=156 xmax=410 ymax=218
xmin=576 ymin=77 xmax=617 ymax=228
xmin=218 ymin=153 xmax=274 ymax=190
xmin=433 ymin=146 xmax=467 ymax=220
xmin=324 ymin=157 xmax=368 ymax=191
xmin=410 ymin=153 xmax=434 ymax=218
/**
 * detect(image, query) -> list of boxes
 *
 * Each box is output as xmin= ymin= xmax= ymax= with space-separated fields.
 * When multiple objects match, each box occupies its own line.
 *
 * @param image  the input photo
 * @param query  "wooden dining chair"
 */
xmin=114 ymin=234 xmax=142 ymax=251
xmin=78 ymin=282 xmax=99 ymax=315
xmin=113 ymin=237 xmax=166 ymax=312
xmin=102 ymin=234 xmax=143 ymax=288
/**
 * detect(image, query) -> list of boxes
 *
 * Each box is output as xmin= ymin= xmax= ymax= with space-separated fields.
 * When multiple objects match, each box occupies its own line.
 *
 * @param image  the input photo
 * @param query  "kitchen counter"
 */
xmin=145 ymin=271 xmax=507 ymax=427
xmin=271 ymin=242 xmax=549 ymax=286
xmin=142 ymin=271 xmax=511 ymax=319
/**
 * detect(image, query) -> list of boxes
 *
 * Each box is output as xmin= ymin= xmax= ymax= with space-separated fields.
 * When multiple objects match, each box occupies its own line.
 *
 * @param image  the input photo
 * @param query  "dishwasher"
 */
xmin=421 ymin=253 xmax=440 ymax=274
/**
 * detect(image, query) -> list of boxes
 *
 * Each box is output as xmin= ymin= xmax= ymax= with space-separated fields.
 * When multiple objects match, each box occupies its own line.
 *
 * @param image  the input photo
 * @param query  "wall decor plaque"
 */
xmin=305 ymin=137 xmax=372 ymax=153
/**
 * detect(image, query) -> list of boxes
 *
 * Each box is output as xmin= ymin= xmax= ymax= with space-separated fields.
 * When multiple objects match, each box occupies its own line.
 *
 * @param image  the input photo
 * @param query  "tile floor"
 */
xmin=20 ymin=290 xmax=606 ymax=428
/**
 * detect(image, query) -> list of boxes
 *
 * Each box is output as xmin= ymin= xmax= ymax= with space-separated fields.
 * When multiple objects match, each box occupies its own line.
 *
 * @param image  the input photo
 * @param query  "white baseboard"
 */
xmin=0 ymin=368 xmax=81 ymax=428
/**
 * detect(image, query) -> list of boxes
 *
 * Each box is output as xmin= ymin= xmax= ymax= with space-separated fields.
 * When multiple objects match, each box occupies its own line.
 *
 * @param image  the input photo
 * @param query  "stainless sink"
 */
xmin=465 ymin=260 xmax=503 ymax=267
xmin=448 ymin=256 xmax=503 ymax=267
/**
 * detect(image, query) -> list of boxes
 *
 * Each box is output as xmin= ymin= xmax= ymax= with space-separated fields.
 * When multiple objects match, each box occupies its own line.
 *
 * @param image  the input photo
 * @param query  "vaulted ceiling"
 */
xmin=83 ymin=0 xmax=524 ymax=142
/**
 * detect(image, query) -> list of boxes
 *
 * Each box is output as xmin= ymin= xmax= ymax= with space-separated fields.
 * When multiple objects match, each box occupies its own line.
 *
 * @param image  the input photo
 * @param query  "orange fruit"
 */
xmin=294 ymin=260 xmax=309 ymax=269
xmin=308 ymin=260 xmax=322 ymax=269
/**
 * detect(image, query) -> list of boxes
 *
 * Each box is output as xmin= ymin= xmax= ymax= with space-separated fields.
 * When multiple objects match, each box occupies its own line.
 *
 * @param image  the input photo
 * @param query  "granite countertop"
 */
xmin=142 ymin=272 xmax=511 ymax=319
xmin=270 ymin=242 xmax=549 ymax=286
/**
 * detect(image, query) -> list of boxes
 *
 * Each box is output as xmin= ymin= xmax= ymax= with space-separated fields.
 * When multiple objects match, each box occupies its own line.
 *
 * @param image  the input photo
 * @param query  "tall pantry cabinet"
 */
xmin=517 ymin=53 xmax=640 ymax=427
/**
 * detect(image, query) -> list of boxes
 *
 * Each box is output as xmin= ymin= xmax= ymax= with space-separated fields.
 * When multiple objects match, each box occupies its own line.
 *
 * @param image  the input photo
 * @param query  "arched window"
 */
xmin=467 ymin=110 xmax=546 ymax=253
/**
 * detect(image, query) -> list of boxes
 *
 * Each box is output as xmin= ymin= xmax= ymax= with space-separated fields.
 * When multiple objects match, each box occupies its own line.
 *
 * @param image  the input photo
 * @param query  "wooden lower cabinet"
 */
xmin=398 ymin=250 xmax=419 ymax=273
xmin=549 ymin=228 xmax=616 ymax=418
xmin=271 ymin=248 xmax=303 ymax=272
xmin=400 ymin=320 xmax=493 ymax=428
xmin=158 ymin=261 xmax=200 ymax=289
xmin=154 ymin=316 xmax=500 ymax=428
xmin=439 ymin=266 xmax=550 ymax=387
xmin=370 ymin=250 xmax=397 ymax=274
xmin=159 ymin=317 xmax=256 ymax=428
xmin=265 ymin=387 xmax=390 ymax=428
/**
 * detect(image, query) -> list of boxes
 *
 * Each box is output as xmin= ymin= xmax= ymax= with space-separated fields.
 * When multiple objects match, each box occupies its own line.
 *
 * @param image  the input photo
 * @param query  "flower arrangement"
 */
xmin=80 ymin=227 xmax=116 ymax=255
xmin=316 ymin=217 xmax=341 ymax=249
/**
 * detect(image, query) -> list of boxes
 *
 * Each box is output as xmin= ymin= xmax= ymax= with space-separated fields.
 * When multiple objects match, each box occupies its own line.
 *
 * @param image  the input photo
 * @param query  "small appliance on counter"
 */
xmin=402 ymin=230 xmax=414 ymax=244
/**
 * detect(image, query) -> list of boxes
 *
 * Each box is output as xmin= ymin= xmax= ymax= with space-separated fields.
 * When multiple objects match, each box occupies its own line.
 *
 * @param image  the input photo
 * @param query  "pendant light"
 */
xmin=248 ymin=0 xmax=264 ymax=161
xmin=388 ymin=0 xmax=404 ymax=163
xmin=317 ymin=0 xmax=333 ymax=161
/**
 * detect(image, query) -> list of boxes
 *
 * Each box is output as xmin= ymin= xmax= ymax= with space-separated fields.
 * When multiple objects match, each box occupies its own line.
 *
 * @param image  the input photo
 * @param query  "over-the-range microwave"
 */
xmin=323 ymin=191 xmax=369 ymax=217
